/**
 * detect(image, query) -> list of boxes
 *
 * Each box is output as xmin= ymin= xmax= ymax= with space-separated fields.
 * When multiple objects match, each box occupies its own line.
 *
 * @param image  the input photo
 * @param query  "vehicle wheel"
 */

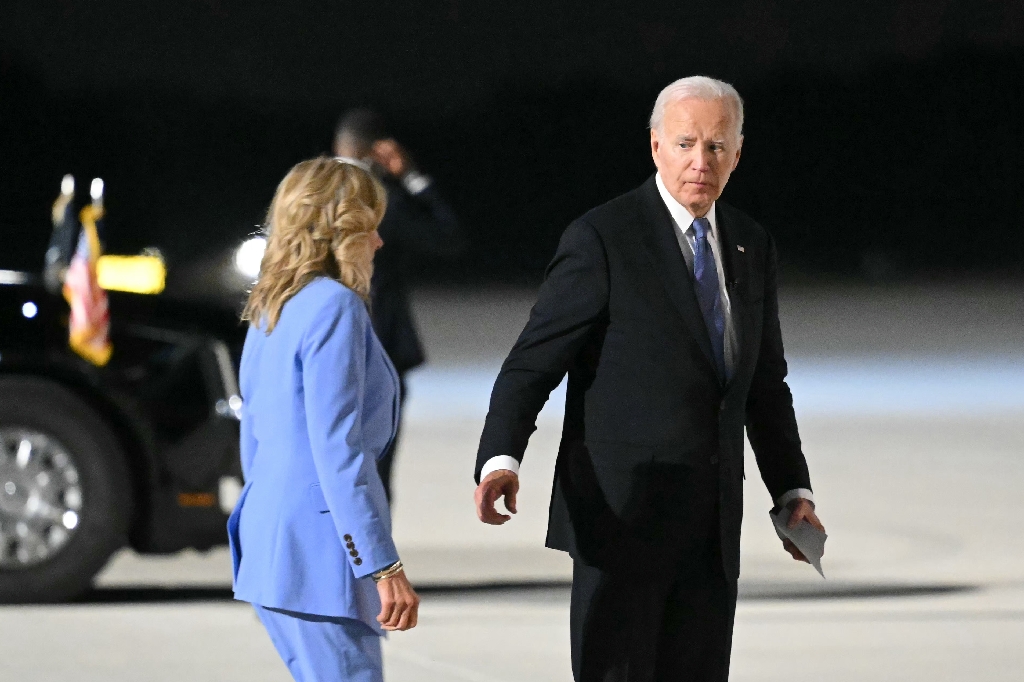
xmin=0 ymin=377 xmax=132 ymax=603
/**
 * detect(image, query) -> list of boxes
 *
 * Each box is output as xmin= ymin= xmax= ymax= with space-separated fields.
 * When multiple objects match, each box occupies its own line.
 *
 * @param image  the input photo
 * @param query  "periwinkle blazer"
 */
xmin=228 ymin=277 xmax=400 ymax=631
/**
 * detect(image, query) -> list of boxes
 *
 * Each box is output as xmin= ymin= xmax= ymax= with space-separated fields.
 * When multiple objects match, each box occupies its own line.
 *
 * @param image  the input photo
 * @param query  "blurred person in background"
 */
xmin=230 ymin=157 xmax=419 ymax=682
xmin=334 ymin=109 xmax=464 ymax=500
xmin=473 ymin=77 xmax=825 ymax=681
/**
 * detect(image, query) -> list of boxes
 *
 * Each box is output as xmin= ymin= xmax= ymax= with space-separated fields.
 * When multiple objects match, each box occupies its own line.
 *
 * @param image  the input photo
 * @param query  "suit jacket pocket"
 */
xmin=308 ymin=483 xmax=330 ymax=514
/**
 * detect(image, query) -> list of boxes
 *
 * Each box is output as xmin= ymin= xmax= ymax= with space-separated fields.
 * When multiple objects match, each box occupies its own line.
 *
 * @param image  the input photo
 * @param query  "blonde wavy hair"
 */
xmin=242 ymin=157 xmax=387 ymax=333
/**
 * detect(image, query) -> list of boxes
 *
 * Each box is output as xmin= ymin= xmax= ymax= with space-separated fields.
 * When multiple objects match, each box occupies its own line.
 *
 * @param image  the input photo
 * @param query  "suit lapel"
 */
xmin=636 ymin=176 xmax=718 ymax=376
xmin=715 ymin=202 xmax=752 ymax=388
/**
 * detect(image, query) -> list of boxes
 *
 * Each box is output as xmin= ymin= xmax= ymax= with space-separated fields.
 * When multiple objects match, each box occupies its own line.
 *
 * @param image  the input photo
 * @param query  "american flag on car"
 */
xmin=62 ymin=180 xmax=112 ymax=367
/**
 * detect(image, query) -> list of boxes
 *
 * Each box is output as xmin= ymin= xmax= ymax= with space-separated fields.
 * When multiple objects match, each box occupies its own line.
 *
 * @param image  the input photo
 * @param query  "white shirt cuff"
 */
xmin=775 ymin=488 xmax=814 ymax=509
xmin=402 ymin=170 xmax=432 ymax=195
xmin=480 ymin=455 xmax=520 ymax=480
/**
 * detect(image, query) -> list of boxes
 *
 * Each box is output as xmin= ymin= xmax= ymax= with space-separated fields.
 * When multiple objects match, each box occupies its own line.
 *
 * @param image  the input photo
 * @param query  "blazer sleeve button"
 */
xmin=350 ymin=549 xmax=359 ymax=557
xmin=354 ymin=557 xmax=363 ymax=566
xmin=343 ymin=534 xmax=353 ymax=542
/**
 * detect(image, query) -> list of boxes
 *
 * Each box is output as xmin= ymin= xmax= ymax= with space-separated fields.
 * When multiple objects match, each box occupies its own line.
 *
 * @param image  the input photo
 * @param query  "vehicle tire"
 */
xmin=0 ymin=376 xmax=132 ymax=603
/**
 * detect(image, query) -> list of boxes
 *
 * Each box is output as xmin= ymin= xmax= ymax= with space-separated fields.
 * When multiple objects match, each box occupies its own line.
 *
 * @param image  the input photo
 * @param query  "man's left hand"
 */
xmin=782 ymin=498 xmax=825 ymax=563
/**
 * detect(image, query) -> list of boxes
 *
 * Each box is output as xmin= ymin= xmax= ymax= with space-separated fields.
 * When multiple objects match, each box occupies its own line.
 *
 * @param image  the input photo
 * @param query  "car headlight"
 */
xmin=234 ymin=237 xmax=266 ymax=279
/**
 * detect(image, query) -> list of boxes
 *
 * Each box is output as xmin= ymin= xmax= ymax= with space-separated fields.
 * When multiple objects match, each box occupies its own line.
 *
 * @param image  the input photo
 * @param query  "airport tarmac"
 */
xmin=1 ymin=282 xmax=1022 ymax=681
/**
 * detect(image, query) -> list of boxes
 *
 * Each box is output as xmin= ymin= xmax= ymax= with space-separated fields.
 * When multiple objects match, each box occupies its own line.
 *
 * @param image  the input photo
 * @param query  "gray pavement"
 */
xmin=3 ymin=585 xmax=1022 ymax=681
xmin=2 ymin=282 xmax=1023 ymax=680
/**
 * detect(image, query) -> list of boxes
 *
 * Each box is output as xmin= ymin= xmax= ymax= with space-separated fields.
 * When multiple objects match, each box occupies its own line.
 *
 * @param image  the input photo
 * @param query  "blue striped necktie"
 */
xmin=691 ymin=217 xmax=726 ymax=381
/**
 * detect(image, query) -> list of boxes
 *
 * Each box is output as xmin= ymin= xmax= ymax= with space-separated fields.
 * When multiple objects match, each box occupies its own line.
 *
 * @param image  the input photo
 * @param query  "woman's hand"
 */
xmin=376 ymin=570 xmax=420 ymax=631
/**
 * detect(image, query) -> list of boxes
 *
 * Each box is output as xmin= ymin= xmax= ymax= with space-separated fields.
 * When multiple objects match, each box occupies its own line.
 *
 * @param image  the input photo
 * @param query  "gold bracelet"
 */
xmin=371 ymin=560 xmax=404 ymax=582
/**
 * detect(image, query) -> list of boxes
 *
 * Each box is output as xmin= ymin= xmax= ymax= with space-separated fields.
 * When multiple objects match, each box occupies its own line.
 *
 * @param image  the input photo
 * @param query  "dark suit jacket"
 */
xmin=371 ymin=175 xmax=463 ymax=374
xmin=475 ymin=175 xmax=812 ymax=580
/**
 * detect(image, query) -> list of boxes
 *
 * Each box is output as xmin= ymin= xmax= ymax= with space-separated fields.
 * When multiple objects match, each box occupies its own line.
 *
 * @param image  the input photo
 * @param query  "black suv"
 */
xmin=0 ymin=262 xmax=246 ymax=602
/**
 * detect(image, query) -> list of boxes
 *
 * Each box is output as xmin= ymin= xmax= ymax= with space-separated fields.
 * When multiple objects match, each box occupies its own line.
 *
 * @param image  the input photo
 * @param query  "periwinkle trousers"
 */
xmin=255 ymin=605 xmax=383 ymax=682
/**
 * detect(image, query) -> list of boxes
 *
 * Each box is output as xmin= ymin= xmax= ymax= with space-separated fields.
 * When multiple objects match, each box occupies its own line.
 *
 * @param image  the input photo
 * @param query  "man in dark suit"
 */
xmin=473 ymin=76 xmax=825 ymax=681
xmin=335 ymin=109 xmax=464 ymax=499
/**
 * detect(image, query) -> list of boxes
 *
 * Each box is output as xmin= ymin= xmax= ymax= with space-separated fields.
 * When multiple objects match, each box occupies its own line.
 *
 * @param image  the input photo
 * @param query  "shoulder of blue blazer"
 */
xmin=286 ymin=277 xmax=367 ymax=323
xmin=238 ymin=277 xmax=370 ymax=419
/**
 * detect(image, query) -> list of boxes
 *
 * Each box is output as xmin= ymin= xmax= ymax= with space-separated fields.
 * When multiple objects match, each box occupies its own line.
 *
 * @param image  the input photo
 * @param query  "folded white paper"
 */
xmin=770 ymin=507 xmax=827 ymax=578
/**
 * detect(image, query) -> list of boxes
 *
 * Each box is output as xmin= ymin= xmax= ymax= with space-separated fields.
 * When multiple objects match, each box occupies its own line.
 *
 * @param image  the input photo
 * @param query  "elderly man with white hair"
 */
xmin=473 ymin=76 xmax=826 ymax=681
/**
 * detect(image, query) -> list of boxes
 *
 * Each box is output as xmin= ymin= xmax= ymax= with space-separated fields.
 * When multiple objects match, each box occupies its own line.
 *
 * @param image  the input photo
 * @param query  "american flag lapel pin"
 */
xmin=737 ymin=245 xmax=745 ymax=253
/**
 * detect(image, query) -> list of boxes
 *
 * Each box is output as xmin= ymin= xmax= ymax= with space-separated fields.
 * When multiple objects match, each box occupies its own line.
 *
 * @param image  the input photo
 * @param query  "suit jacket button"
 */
xmin=354 ymin=557 xmax=362 ymax=566
xmin=346 ymin=542 xmax=355 ymax=549
xmin=350 ymin=549 xmax=359 ymax=557
xmin=343 ymin=534 xmax=353 ymax=542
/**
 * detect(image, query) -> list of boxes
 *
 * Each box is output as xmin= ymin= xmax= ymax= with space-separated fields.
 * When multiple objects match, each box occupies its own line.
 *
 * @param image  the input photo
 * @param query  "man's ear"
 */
xmin=732 ymin=135 xmax=744 ymax=170
xmin=650 ymin=128 xmax=661 ymax=163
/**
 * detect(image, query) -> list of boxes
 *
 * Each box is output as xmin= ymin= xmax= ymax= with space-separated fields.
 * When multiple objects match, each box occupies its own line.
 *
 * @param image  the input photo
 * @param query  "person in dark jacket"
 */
xmin=473 ymin=77 xmax=825 ymax=682
xmin=334 ymin=109 xmax=464 ymax=499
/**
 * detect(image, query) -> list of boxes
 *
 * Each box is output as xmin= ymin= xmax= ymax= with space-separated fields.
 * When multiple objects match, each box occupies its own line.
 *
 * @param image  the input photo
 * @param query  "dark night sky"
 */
xmin=5 ymin=1 xmax=1022 ymax=107
xmin=2 ymin=1 xmax=1023 ymax=283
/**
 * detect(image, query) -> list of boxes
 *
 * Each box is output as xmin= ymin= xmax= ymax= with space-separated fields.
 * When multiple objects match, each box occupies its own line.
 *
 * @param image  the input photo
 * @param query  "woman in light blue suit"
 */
xmin=229 ymin=156 xmax=420 ymax=682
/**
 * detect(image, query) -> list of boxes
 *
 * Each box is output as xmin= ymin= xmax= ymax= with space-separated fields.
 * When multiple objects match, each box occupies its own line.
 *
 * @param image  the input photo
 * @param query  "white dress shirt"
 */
xmin=654 ymin=173 xmax=739 ymax=376
xmin=481 ymin=173 xmax=814 ymax=510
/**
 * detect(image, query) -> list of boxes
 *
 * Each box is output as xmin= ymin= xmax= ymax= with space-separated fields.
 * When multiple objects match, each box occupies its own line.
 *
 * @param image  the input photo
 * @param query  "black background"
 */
xmin=2 ymin=1 xmax=1022 ymax=284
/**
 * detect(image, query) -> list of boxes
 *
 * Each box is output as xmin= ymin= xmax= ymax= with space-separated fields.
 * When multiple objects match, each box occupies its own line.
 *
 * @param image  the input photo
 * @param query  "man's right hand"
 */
xmin=474 ymin=469 xmax=519 ymax=525
xmin=371 ymin=138 xmax=413 ymax=178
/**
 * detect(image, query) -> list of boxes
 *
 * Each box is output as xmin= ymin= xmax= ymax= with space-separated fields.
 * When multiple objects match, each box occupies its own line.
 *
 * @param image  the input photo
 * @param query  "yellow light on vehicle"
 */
xmin=177 ymin=492 xmax=216 ymax=508
xmin=96 ymin=255 xmax=166 ymax=295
